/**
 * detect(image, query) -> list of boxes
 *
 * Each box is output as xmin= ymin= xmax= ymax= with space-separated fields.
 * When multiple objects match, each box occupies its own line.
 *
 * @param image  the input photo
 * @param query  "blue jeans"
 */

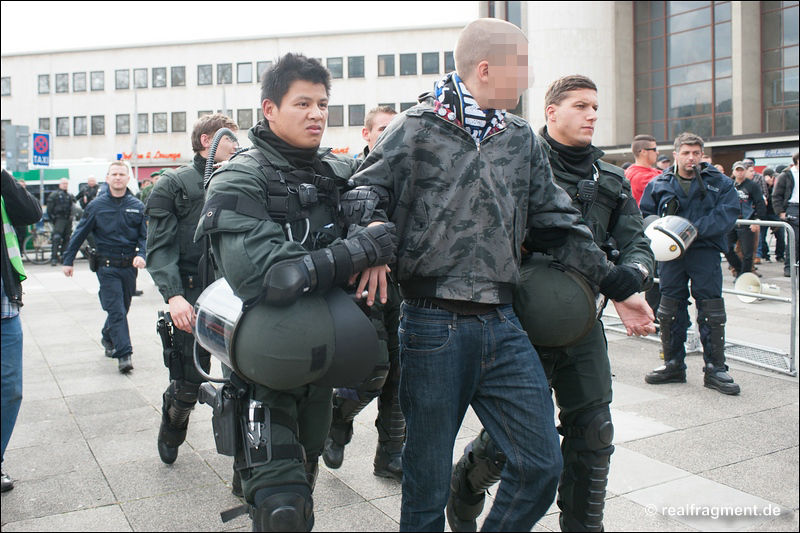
xmin=1 ymin=314 xmax=23 ymax=462
xmin=398 ymin=303 xmax=561 ymax=531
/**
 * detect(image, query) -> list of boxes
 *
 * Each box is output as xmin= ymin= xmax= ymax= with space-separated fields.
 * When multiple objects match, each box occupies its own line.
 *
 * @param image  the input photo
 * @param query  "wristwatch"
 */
xmin=630 ymin=262 xmax=650 ymax=283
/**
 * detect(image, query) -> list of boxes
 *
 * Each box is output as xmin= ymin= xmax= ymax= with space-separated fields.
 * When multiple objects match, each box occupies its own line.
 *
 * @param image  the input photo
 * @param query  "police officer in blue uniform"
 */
xmin=640 ymin=133 xmax=741 ymax=395
xmin=62 ymin=161 xmax=147 ymax=374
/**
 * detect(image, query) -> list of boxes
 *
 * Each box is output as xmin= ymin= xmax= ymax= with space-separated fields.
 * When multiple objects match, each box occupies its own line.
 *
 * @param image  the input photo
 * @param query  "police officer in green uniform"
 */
xmin=46 ymin=178 xmax=76 ymax=265
xmin=446 ymin=75 xmax=656 ymax=532
xmin=194 ymin=53 xmax=396 ymax=532
xmin=145 ymin=113 xmax=239 ymax=465
xmin=322 ymin=105 xmax=405 ymax=481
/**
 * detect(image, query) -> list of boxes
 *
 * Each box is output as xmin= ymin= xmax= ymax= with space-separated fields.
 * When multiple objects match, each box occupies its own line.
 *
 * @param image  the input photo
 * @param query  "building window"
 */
xmin=445 ymin=51 xmax=455 ymax=72
xmin=238 ymin=62 xmax=252 ymax=83
xmin=400 ymin=102 xmax=416 ymax=112
xmin=422 ymin=53 xmax=440 ymax=75
xmin=56 ymin=73 xmax=69 ymax=93
xmin=327 ymin=58 xmax=343 ymax=79
xmin=198 ymin=65 xmax=212 ymax=86
xmin=56 ymin=117 xmax=69 ymax=136
xmin=400 ymin=54 xmax=417 ymax=75
xmin=91 ymin=116 xmax=104 ymax=135
xmin=238 ymin=109 xmax=254 ymax=130
xmin=171 ymin=112 xmax=186 ymax=133
xmin=153 ymin=67 xmax=167 ymax=88
xmin=74 ymin=116 xmax=87 ymax=136
xmin=762 ymin=1 xmax=799 ymax=132
xmin=633 ymin=1 xmax=732 ymax=141
xmin=91 ymin=71 xmax=104 ymax=91
xmin=348 ymin=56 xmax=365 ymax=78
xmin=378 ymin=102 xmax=396 ymax=111
xmin=39 ymin=118 xmax=50 ymax=132
xmin=116 ymin=114 xmax=130 ymax=134
xmin=38 ymin=74 xmax=50 ymax=94
xmin=218 ymin=63 xmax=232 ymax=84
xmin=153 ymin=113 xmax=168 ymax=133
xmin=198 ymin=110 xmax=213 ymax=118
xmin=115 ymin=70 xmax=129 ymax=90
xmin=1 ymin=77 xmax=9 ymax=96
xmin=378 ymin=55 xmax=395 ymax=77
xmin=257 ymin=61 xmax=273 ymax=84
xmin=134 ymin=68 xmax=147 ymax=89
xmin=138 ymin=113 xmax=148 ymax=133
xmin=171 ymin=66 xmax=186 ymax=87
xmin=349 ymin=104 xmax=365 ymax=126
xmin=73 ymin=72 xmax=86 ymax=92
xmin=328 ymin=105 xmax=344 ymax=127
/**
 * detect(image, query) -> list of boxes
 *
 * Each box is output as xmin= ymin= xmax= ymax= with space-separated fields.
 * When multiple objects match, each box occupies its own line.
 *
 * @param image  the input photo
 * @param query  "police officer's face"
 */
xmin=263 ymin=80 xmax=328 ymax=150
xmin=214 ymin=132 xmax=239 ymax=164
xmin=106 ymin=165 xmax=130 ymax=196
xmin=87 ymin=177 xmax=96 ymax=187
xmin=545 ymin=89 xmax=598 ymax=148
xmin=362 ymin=113 xmax=395 ymax=152
xmin=673 ymin=144 xmax=703 ymax=177
xmin=59 ymin=179 xmax=69 ymax=190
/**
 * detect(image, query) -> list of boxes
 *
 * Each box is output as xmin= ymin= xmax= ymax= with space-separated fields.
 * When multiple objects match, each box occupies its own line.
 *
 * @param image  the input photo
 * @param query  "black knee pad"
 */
xmin=656 ymin=295 xmax=681 ymax=329
xmin=568 ymin=406 xmax=614 ymax=452
xmin=697 ymin=298 xmax=726 ymax=328
xmin=252 ymin=483 xmax=313 ymax=532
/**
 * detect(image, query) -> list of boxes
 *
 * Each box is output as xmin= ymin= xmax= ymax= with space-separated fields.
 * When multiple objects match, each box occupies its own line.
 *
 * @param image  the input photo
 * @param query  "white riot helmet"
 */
xmin=644 ymin=215 xmax=698 ymax=261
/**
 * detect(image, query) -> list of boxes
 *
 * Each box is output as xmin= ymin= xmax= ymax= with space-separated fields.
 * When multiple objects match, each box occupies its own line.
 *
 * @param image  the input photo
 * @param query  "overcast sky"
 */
xmin=1 ymin=1 xmax=479 ymax=55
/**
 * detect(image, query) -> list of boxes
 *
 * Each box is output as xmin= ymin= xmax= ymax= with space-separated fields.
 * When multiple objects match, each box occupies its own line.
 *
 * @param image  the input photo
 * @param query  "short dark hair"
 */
xmin=261 ymin=53 xmax=331 ymax=108
xmin=544 ymin=75 xmax=598 ymax=118
xmin=631 ymin=134 xmax=657 ymax=156
xmin=673 ymin=132 xmax=704 ymax=153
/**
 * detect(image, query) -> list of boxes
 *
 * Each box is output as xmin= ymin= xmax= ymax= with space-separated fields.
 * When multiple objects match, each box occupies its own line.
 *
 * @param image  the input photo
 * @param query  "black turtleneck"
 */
xmin=253 ymin=120 xmax=327 ymax=175
xmin=542 ymin=128 xmax=595 ymax=179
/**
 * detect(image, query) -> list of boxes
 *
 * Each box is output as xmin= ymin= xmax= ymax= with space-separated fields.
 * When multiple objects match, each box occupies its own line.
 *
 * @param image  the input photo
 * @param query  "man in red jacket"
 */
xmin=625 ymin=134 xmax=662 ymax=205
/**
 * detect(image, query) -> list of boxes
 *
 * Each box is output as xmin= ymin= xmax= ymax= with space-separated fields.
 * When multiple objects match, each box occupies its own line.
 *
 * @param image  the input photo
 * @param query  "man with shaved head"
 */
xmin=351 ymin=18 xmax=644 ymax=531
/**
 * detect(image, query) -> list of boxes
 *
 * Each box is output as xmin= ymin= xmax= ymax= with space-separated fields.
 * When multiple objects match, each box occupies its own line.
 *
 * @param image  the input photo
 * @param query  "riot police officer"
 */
xmin=46 ymin=178 xmax=76 ymax=265
xmin=322 ymin=105 xmax=405 ymax=481
xmin=445 ymin=75 xmax=656 ymax=532
xmin=145 ymin=113 xmax=239 ymax=465
xmin=194 ymin=53 xmax=395 ymax=531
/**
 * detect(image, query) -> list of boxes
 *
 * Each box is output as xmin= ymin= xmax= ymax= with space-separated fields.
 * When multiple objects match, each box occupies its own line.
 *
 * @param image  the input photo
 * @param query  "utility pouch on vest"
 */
xmin=199 ymin=382 xmax=241 ymax=457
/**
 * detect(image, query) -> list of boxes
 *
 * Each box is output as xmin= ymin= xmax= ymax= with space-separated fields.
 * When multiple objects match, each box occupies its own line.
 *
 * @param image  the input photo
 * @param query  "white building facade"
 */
xmin=1 ymin=24 xmax=463 ymax=180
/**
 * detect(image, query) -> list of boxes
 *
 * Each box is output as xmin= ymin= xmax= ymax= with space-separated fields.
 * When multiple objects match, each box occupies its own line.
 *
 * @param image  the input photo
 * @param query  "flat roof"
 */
xmin=1 ymin=22 xmax=465 ymax=58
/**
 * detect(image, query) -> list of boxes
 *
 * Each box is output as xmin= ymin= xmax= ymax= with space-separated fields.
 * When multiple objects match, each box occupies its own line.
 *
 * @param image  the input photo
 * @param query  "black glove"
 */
xmin=523 ymin=227 xmax=570 ymax=253
xmin=262 ymin=223 xmax=397 ymax=306
xmin=599 ymin=264 xmax=642 ymax=302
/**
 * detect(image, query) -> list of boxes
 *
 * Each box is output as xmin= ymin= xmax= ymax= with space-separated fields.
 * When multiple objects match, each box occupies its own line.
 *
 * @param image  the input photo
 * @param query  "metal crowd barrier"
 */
xmin=604 ymin=219 xmax=797 ymax=376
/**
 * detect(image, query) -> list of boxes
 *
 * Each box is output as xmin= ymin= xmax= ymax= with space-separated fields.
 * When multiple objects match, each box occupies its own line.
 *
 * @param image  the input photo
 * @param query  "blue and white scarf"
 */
xmin=433 ymin=72 xmax=506 ymax=142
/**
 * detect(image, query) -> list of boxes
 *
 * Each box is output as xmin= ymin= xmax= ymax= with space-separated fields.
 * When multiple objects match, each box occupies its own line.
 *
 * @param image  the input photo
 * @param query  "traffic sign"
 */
xmin=32 ymin=132 xmax=50 ymax=166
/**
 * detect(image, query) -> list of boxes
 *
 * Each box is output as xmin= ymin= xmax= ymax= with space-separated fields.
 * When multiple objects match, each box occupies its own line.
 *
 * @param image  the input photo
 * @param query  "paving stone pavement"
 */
xmin=1 ymin=259 xmax=797 ymax=532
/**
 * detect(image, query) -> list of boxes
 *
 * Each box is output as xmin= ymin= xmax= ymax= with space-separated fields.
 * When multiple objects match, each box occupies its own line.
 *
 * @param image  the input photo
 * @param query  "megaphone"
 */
xmin=644 ymin=215 xmax=698 ymax=261
xmin=734 ymin=272 xmax=781 ymax=303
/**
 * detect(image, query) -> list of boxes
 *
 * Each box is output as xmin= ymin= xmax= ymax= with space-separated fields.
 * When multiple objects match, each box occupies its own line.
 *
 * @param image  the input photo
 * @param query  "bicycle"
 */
xmin=23 ymin=221 xmax=54 ymax=265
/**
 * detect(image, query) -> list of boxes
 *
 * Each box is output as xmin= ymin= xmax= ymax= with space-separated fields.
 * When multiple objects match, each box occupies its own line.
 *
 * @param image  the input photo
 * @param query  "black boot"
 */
xmin=446 ymin=431 xmax=506 ymax=532
xmin=373 ymin=443 xmax=402 ymax=482
xmin=704 ymin=363 xmax=740 ymax=395
xmin=157 ymin=391 xmax=192 ymax=464
xmin=644 ymin=359 xmax=686 ymax=384
xmin=322 ymin=422 xmax=351 ymax=469
xmin=698 ymin=299 xmax=740 ymax=395
xmin=373 ymin=373 xmax=405 ymax=481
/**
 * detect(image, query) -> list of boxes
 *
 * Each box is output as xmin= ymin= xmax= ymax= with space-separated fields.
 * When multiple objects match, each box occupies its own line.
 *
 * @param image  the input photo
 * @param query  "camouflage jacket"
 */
xmin=350 ymin=95 xmax=612 ymax=304
xmin=538 ymin=132 xmax=654 ymax=287
xmin=194 ymin=127 xmax=358 ymax=302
